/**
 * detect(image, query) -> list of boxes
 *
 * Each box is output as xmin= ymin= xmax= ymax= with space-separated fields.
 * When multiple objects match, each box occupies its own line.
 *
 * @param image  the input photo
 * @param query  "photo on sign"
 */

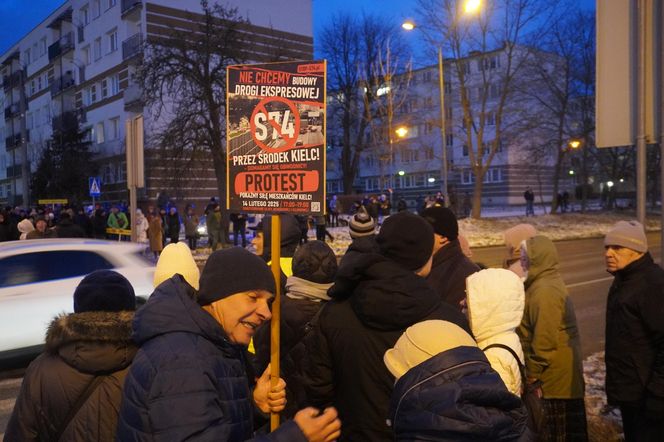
xmin=227 ymin=97 xmax=324 ymax=156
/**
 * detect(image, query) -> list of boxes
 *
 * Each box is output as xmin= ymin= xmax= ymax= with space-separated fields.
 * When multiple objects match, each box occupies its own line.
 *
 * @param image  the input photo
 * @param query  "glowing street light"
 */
xmin=395 ymin=126 xmax=409 ymax=138
xmin=398 ymin=170 xmax=406 ymax=176
xmin=607 ymin=181 xmax=614 ymax=188
xmin=428 ymin=177 xmax=436 ymax=183
xmin=401 ymin=21 xmax=415 ymax=31
xmin=464 ymin=0 xmax=482 ymax=14
xmin=569 ymin=170 xmax=575 ymax=175
xmin=568 ymin=139 xmax=581 ymax=149
xmin=619 ymin=178 xmax=624 ymax=183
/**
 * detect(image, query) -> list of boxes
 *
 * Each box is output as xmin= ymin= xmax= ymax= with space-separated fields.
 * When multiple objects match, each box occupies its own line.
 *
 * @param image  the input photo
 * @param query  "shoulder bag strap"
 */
xmin=482 ymin=343 xmax=526 ymax=381
xmin=55 ymin=375 xmax=106 ymax=441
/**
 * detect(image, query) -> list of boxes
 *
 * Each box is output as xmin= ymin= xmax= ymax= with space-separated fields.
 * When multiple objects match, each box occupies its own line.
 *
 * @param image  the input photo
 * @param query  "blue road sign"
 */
xmin=89 ymin=177 xmax=101 ymax=197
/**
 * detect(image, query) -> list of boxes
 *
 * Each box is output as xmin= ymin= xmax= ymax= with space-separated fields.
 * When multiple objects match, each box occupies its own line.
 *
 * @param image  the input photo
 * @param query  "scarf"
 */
xmin=286 ymin=276 xmax=332 ymax=302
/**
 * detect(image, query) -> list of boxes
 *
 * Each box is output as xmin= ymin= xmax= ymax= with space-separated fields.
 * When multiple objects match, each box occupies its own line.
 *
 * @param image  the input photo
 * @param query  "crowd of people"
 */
xmin=3 ymin=200 xmax=664 ymax=441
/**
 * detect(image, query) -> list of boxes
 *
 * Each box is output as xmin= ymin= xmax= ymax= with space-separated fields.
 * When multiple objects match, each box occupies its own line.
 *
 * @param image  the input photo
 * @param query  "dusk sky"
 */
xmin=0 ymin=0 xmax=595 ymax=57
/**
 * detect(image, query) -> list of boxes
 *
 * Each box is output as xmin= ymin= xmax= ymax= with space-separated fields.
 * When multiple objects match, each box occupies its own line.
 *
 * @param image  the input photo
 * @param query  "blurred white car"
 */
xmin=0 ymin=239 xmax=155 ymax=361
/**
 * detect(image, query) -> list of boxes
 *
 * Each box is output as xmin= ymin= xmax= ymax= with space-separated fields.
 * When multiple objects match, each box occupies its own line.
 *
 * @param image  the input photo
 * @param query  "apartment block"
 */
xmin=325 ymin=45 xmax=575 ymax=209
xmin=0 ymin=0 xmax=313 ymax=208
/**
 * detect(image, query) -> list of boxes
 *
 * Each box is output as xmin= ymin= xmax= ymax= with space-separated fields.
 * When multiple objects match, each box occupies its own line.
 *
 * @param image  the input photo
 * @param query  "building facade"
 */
xmin=0 ymin=0 xmax=313 ymax=208
xmin=325 ymin=45 xmax=575 ymax=210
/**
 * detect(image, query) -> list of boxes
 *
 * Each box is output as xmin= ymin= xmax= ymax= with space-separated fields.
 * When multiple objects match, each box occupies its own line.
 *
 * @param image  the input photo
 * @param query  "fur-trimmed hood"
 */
xmin=45 ymin=311 xmax=137 ymax=374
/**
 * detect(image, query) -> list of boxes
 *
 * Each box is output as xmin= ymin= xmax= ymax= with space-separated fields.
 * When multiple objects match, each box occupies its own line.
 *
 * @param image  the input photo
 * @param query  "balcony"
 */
xmin=121 ymin=0 xmax=143 ymax=20
xmin=4 ymin=103 xmax=20 ymax=121
xmin=52 ymin=111 xmax=79 ymax=135
xmin=122 ymin=33 xmax=143 ymax=61
xmin=2 ymin=70 xmax=23 ymax=92
xmin=77 ymin=25 xmax=85 ymax=43
xmin=123 ymin=83 xmax=144 ymax=111
xmin=48 ymin=32 xmax=75 ymax=62
xmin=50 ymin=71 xmax=76 ymax=97
xmin=4 ymin=132 xmax=28 ymax=150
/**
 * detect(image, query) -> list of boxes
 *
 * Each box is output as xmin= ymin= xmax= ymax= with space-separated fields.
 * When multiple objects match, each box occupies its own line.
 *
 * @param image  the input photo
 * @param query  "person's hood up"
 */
xmin=132 ymin=275 xmax=240 ymax=358
xmin=524 ymin=235 xmax=559 ymax=286
xmin=153 ymin=242 xmax=200 ymax=289
xmin=45 ymin=311 xmax=136 ymax=374
xmin=17 ymin=218 xmax=34 ymax=234
xmin=329 ymin=253 xmax=441 ymax=331
xmin=466 ymin=268 xmax=525 ymax=344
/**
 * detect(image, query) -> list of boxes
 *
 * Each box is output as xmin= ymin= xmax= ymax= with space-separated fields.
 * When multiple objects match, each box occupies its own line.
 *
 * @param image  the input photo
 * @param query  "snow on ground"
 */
xmin=584 ymin=352 xmax=623 ymax=441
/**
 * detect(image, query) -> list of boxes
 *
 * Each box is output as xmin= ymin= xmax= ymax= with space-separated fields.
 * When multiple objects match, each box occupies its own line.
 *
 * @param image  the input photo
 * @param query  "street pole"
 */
xmin=636 ymin=0 xmax=647 ymax=225
xmin=437 ymin=47 xmax=449 ymax=208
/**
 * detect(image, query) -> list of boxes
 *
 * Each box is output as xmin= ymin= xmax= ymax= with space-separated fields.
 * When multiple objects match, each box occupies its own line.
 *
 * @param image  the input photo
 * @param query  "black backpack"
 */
xmin=483 ymin=343 xmax=544 ymax=435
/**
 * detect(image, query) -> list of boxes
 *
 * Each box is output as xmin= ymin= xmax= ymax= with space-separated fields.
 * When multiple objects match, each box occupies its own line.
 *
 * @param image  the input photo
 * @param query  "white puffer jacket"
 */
xmin=466 ymin=268 xmax=525 ymax=395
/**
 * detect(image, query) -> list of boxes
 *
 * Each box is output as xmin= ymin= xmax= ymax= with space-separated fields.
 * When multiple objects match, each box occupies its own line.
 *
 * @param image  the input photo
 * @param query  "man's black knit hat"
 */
xmin=421 ymin=206 xmax=459 ymax=241
xmin=376 ymin=212 xmax=434 ymax=271
xmin=198 ymin=247 xmax=276 ymax=305
xmin=73 ymin=270 xmax=136 ymax=313
xmin=292 ymin=240 xmax=338 ymax=284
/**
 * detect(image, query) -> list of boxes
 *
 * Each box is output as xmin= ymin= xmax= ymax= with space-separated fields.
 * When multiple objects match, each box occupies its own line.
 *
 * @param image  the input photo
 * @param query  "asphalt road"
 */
xmin=1 ymin=232 xmax=661 ymax=435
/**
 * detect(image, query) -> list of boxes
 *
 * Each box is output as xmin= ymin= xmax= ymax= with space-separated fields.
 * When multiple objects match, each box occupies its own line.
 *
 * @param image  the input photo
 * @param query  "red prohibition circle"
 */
xmin=249 ymin=96 xmax=301 ymax=153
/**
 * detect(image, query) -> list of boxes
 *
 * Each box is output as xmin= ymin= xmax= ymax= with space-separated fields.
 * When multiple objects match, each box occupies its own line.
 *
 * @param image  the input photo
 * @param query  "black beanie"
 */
xmin=421 ymin=206 xmax=459 ymax=241
xmin=73 ymin=270 xmax=136 ymax=313
xmin=376 ymin=212 xmax=434 ymax=271
xmin=292 ymin=240 xmax=338 ymax=284
xmin=198 ymin=247 xmax=276 ymax=305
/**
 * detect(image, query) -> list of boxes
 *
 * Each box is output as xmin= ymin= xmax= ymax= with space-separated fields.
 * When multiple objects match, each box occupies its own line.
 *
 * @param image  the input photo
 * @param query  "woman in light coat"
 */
xmin=465 ymin=268 xmax=525 ymax=395
xmin=135 ymin=209 xmax=149 ymax=245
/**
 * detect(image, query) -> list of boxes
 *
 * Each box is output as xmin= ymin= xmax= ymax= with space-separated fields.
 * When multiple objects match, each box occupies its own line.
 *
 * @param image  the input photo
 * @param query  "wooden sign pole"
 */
xmin=269 ymin=214 xmax=282 ymax=430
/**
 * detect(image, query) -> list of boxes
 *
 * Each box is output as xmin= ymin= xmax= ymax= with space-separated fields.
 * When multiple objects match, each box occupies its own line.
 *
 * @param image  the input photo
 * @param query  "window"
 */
xmin=90 ymin=84 xmax=97 ymax=103
xmin=107 ymin=29 xmax=118 ymax=53
xmin=82 ymin=46 xmax=90 ymax=65
xmin=116 ymin=161 xmax=126 ymax=182
xmin=30 ymin=80 xmax=36 ymax=95
xmin=0 ymin=251 xmax=114 ymax=287
xmin=95 ymin=122 xmax=105 ymax=144
xmin=425 ymin=147 xmax=434 ymax=160
xmin=101 ymin=79 xmax=108 ymax=98
xmin=109 ymin=74 xmax=120 ymax=95
xmin=461 ymin=169 xmax=474 ymax=184
xmin=109 ymin=117 xmax=120 ymax=140
xmin=486 ymin=111 xmax=495 ymax=126
xmin=444 ymin=81 xmax=451 ymax=94
xmin=23 ymin=49 xmax=31 ymax=65
xmin=92 ymin=0 xmax=101 ymax=18
xmin=32 ymin=43 xmax=38 ymax=60
xmin=81 ymin=5 xmax=90 ymax=25
xmin=463 ymin=144 xmax=469 ymax=156
xmin=37 ymin=76 xmax=42 ymax=91
xmin=94 ymin=37 xmax=102 ymax=60
xmin=446 ymin=134 xmax=454 ymax=147
xmin=40 ymin=38 xmax=47 ymax=56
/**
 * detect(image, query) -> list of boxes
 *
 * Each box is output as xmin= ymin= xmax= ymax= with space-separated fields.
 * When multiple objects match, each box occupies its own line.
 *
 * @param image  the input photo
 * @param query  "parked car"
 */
xmin=0 ymin=239 xmax=155 ymax=361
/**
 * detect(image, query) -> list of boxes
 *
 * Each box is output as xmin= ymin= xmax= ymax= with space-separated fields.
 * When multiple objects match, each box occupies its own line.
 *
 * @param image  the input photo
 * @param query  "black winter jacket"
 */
xmin=388 ymin=346 xmax=531 ymax=442
xmin=254 ymin=294 xmax=325 ymax=418
xmin=116 ymin=275 xmax=306 ymax=442
xmin=427 ymin=239 xmax=480 ymax=310
xmin=302 ymin=252 xmax=471 ymax=442
xmin=5 ymin=311 xmax=136 ymax=441
xmin=605 ymin=252 xmax=664 ymax=416
xmin=54 ymin=218 xmax=86 ymax=238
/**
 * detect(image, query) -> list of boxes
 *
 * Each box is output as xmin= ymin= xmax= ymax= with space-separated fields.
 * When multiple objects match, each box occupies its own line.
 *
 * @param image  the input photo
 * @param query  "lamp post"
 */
xmin=402 ymin=0 xmax=481 ymax=209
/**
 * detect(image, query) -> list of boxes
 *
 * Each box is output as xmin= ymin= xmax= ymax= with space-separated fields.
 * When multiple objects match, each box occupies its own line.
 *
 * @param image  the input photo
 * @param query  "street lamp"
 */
xmin=568 ymin=139 xmax=582 ymax=150
xmin=403 ymin=1 xmax=481 ymax=209
xmin=395 ymin=126 xmax=409 ymax=138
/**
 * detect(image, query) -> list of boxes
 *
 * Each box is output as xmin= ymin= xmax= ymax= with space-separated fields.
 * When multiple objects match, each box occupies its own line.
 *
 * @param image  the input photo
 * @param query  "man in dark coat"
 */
xmin=604 ymin=221 xmax=664 ymax=441
xmin=166 ymin=206 xmax=181 ymax=244
xmin=302 ymin=211 xmax=471 ymax=441
xmin=5 ymin=270 xmax=137 ymax=441
xmin=421 ymin=206 xmax=480 ymax=310
xmin=117 ymin=247 xmax=341 ymax=441
xmin=54 ymin=211 xmax=86 ymax=238
xmin=254 ymin=240 xmax=338 ymax=418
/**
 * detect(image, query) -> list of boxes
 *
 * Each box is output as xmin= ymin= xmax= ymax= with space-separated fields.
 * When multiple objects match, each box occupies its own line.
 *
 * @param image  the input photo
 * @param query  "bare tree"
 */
xmin=321 ymin=13 xmax=410 ymax=195
xmin=416 ymin=0 xmax=559 ymax=218
xmin=139 ymin=0 xmax=248 ymax=235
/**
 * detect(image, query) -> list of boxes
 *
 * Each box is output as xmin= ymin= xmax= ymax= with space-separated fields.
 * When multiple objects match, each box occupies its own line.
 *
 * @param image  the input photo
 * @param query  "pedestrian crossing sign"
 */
xmin=89 ymin=177 xmax=101 ymax=197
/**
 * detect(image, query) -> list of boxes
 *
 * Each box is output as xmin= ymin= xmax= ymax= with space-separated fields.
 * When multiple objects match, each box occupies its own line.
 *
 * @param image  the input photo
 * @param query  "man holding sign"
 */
xmin=117 ymin=248 xmax=340 ymax=441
